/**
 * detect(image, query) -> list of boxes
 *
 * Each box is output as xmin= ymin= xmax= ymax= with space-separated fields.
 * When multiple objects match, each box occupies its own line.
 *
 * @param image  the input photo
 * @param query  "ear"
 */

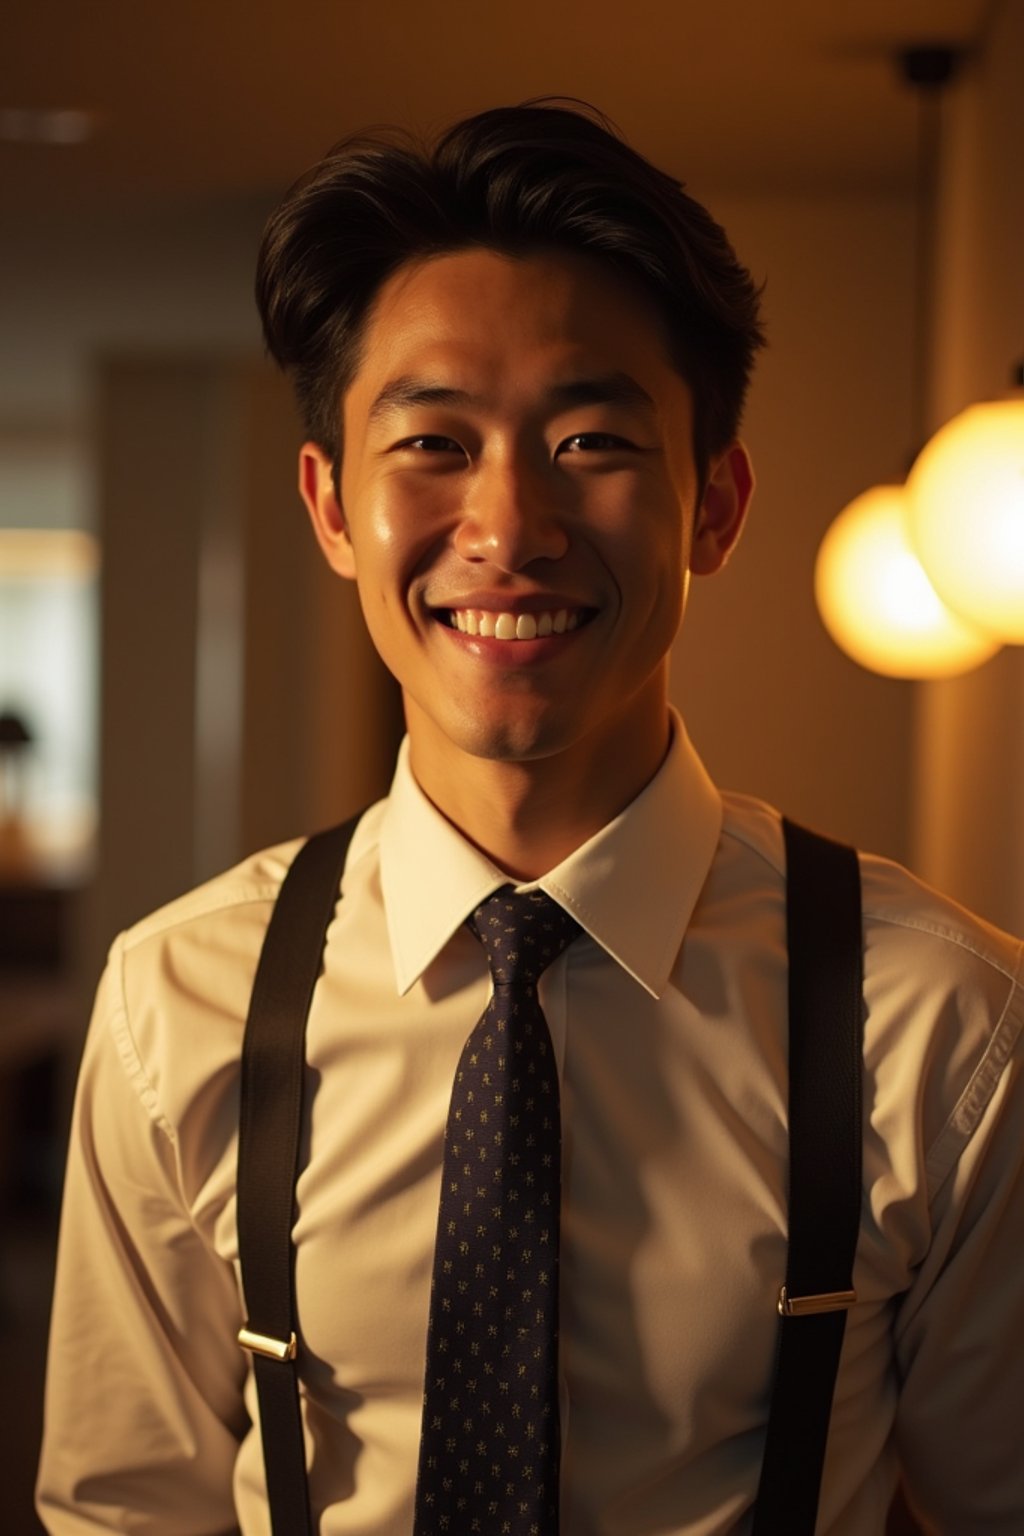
xmin=299 ymin=441 xmax=357 ymax=580
xmin=690 ymin=440 xmax=755 ymax=576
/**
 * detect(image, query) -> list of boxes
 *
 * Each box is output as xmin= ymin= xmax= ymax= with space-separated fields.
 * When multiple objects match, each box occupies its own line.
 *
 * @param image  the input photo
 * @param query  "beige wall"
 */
xmin=911 ymin=0 xmax=1024 ymax=935
xmin=672 ymin=193 xmax=917 ymax=863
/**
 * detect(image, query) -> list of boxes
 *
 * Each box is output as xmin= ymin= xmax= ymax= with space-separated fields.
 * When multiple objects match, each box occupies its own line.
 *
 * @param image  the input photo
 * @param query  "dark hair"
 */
xmin=256 ymin=99 xmax=764 ymax=483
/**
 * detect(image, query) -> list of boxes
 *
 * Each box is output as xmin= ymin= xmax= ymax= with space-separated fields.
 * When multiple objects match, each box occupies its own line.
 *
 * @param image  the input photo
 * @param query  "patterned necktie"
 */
xmin=414 ymin=887 xmax=581 ymax=1536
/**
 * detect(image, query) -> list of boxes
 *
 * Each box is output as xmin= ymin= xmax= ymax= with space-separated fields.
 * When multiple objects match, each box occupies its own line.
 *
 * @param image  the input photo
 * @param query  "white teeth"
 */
xmin=447 ymin=606 xmax=584 ymax=640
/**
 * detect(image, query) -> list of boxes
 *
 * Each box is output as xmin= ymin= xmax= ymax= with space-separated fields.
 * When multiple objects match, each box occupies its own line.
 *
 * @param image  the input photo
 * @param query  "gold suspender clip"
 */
xmin=777 ymin=1286 xmax=857 ymax=1318
xmin=238 ymin=1325 xmax=298 ymax=1361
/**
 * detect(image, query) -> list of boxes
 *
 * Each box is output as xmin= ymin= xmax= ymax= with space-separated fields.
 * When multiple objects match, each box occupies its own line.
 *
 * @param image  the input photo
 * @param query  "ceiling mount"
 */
xmin=896 ymin=45 xmax=964 ymax=90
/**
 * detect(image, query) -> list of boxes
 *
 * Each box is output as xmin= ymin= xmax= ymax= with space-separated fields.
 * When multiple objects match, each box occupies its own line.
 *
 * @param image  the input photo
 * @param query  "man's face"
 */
xmin=302 ymin=247 xmax=750 ymax=791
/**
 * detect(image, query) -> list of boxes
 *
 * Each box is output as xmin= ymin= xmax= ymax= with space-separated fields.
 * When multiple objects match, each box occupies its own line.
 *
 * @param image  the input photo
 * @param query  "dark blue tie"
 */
xmin=414 ymin=887 xmax=581 ymax=1535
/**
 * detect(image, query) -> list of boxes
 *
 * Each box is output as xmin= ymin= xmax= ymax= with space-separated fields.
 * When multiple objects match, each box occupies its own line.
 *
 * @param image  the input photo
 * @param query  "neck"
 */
xmin=407 ymin=714 xmax=672 ymax=881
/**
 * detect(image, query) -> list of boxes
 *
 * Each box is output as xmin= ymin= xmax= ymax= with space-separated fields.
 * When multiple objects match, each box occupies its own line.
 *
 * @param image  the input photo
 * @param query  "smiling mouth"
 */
xmin=442 ymin=607 xmax=589 ymax=639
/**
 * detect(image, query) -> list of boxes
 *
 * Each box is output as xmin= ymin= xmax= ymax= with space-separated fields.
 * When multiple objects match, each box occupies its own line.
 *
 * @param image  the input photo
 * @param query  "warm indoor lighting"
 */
xmin=814 ymin=484 xmax=1001 ymax=678
xmin=0 ymin=527 xmax=100 ymax=868
xmin=0 ymin=527 xmax=99 ymax=580
xmin=907 ymin=396 xmax=1024 ymax=642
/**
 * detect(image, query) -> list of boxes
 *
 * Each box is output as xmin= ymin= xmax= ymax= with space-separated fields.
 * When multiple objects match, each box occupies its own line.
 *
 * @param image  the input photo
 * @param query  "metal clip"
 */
xmin=237 ymin=1325 xmax=297 ymax=1361
xmin=777 ymin=1286 xmax=857 ymax=1318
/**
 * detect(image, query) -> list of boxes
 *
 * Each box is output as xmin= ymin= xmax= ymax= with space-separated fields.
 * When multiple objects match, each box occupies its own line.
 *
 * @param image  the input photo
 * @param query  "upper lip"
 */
xmin=431 ymin=592 xmax=593 ymax=613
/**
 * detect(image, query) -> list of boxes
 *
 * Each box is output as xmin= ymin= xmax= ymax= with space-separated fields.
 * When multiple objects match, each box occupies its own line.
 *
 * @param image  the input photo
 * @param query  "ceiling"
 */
xmin=0 ymin=0 xmax=995 ymax=217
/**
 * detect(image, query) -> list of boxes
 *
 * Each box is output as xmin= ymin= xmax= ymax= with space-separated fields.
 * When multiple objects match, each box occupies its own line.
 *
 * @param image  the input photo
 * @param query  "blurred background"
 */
xmin=1 ymin=1 xmax=1021 ymax=1531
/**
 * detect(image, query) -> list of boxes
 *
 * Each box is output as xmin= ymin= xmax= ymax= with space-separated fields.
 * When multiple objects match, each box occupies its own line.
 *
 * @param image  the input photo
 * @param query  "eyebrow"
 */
xmin=366 ymin=371 xmax=656 ymax=424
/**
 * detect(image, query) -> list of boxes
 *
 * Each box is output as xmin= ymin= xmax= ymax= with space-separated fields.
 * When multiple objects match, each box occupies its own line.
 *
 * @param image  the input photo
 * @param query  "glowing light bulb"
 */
xmin=814 ymin=484 xmax=1000 ymax=678
xmin=907 ymin=397 xmax=1024 ymax=642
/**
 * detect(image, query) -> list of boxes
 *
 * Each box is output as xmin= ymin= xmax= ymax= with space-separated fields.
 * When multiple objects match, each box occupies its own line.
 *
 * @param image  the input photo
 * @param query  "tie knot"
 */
xmin=467 ymin=887 xmax=581 ymax=987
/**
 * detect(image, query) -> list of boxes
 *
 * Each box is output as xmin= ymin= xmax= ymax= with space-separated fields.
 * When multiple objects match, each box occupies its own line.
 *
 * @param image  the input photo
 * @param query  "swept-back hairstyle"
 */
xmin=256 ymin=99 xmax=764 ymax=480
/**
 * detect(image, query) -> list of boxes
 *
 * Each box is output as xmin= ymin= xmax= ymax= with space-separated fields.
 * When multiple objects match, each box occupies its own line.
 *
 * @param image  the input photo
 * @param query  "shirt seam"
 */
xmin=722 ymin=814 xmax=1023 ymax=987
xmin=119 ymin=883 xmax=283 ymax=956
xmin=719 ymin=816 xmax=1024 ymax=1198
xmin=542 ymin=883 xmax=664 ymax=998
xmin=108 ymin=934 xmax=178 ymax=1144
xmin=718 ymin=818 xmax=784 ymax=879
xmin=924 ymin=971 xmax=1024 ymax=1197
xmin=861 ymin=909 xmax=1024 ymax=986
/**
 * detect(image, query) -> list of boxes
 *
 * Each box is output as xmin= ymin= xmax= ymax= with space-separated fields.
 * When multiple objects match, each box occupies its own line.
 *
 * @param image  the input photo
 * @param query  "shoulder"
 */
xmin=112 ymin=838 xmax=304 ymax=1027
xmin=858 ymin=844 xmax=1021 ymax=986
xmin=119 ymin=839 xmax=298 ymax=956
xmin=90 ymin=840 xmax=303 ymax=1139
xmin=98 ymin=806 xmax=388 ymax=1132
xmin=718 ymin=788 xmax=1022 ymax=985
xmin=855 ymin=846 xmax=1022 ymax=1188
xmin=116 ymin=802 xmax=386 ymax=985
xmin=718 ymin=790 xmax=1023 ymax=1180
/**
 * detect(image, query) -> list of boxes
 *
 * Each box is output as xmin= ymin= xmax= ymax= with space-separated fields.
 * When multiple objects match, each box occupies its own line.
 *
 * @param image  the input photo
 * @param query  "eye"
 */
xmin=558 ymin=432 xmax=636 ymax=454
xmin=396 ymin=435 xmax=463 ymax=454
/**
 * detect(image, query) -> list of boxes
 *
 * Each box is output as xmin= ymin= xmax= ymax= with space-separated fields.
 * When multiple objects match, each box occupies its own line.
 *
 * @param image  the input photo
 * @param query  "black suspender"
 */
xmin=236 ymin=817 xmax=361 ymax=1536
xmin=236 ymin=813 xmax=863 ymax=1536
xmin=753 ymin=818 xmax=864 ymax=1532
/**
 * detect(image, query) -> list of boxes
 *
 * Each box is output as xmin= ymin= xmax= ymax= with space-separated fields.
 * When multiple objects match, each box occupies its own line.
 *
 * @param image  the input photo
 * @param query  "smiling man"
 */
xmin=38 ymin=103 xmax=1024 ymax=1536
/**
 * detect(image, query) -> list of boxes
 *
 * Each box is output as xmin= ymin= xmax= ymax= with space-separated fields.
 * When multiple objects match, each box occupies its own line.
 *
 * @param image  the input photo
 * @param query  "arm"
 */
xmin=892 ymin=967 xmax=1024 ymax=1532
xmin=37 ymin=942 xmax=249 ymax=1535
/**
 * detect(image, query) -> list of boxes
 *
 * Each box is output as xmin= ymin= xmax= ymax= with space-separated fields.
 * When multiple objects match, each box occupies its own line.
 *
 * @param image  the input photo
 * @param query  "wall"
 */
xmin=672 ymin=193 xmax=916 ymax=862
xmin=0 ymin=202 xmax=267 ymax=430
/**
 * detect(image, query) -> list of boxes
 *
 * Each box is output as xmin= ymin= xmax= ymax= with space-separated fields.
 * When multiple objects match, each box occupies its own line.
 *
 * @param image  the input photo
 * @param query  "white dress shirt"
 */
xmin=38 ymin=716 xmax=1024 ymax=1534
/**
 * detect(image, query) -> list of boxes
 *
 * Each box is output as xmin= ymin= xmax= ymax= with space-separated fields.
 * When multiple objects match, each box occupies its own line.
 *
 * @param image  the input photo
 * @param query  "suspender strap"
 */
xmin=236 ymin=815 xmax=361 ymax=1536
xmin=752 ymin=817 xmax=864 ymax=1535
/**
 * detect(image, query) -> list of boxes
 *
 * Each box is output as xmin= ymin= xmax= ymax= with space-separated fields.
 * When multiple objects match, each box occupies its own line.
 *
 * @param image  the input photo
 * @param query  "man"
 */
xmin=38 ymin=102 xmax=1023 ymax=1534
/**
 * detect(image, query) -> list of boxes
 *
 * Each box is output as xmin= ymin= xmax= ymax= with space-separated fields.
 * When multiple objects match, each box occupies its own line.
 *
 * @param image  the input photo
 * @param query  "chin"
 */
xmin=443 ymin=705 xmax=582 ymax=766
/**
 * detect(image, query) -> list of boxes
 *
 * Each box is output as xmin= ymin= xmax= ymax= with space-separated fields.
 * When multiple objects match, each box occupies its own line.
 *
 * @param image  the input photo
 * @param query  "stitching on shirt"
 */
xmin=718 ymin=818 xmax=785 ymax=879
xmin=720 ymin=813 xmax=1024 ymax=1193
xmin=723 ymin=809 xmax=1024 ymax=988
xmin=110 ymin=833 xmax=378 ymax=1133
xmin=924 ymin=979 xmax=1024 ymax=1197
xmin=540 ymin=880 xmax=662 ymax=999
xmin=532 ymin=882 xmax=594 ymax=949
xmin=119 ymin=883 xmax=285 ymax=955
xmin=542 ymin=882 xmax=592 ymax=929
xmin=862 ymin=908 xmax=1023 ymax=986
xmin=109 ymin=936 xmax=177 ymax=1143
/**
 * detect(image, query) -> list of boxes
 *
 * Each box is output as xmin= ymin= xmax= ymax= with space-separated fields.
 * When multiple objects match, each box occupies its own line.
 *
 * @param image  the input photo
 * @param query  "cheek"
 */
xmin=626 ymin=513 xmax=688 ymax=647
xmin=349 ymin=480 xmax=451 ymax=589
xmin=603 ymin=485 xmax=687 ymax=598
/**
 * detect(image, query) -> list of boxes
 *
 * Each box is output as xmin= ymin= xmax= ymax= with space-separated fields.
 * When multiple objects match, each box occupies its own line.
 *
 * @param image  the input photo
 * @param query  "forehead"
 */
xmin=344 ymin=246 xmax=683 ymax=414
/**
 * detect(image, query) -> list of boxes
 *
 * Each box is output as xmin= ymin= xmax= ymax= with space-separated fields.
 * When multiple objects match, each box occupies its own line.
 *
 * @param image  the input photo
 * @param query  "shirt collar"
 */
xmin=379 ymin=709 xmax=723 ymax=999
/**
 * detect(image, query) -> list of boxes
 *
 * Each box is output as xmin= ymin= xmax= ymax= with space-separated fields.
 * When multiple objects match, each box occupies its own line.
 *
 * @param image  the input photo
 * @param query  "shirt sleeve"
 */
xmin=36 ymin=939 xmax=249 ymax=1535
xmin=891 ymin=955 xmax=1024 ymax=1531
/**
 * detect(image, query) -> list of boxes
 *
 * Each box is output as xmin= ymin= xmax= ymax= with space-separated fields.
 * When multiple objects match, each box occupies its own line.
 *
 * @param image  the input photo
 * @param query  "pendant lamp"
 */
xmin=814 ymin=484 xmax=1000 ymax=677
xmin=907 ymin=384 xmax=1024 ymax=642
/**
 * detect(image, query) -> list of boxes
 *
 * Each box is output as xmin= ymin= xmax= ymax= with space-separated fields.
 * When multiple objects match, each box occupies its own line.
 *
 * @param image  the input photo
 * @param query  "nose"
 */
xmin=452 ymin=453 xmax=570 ymax=571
